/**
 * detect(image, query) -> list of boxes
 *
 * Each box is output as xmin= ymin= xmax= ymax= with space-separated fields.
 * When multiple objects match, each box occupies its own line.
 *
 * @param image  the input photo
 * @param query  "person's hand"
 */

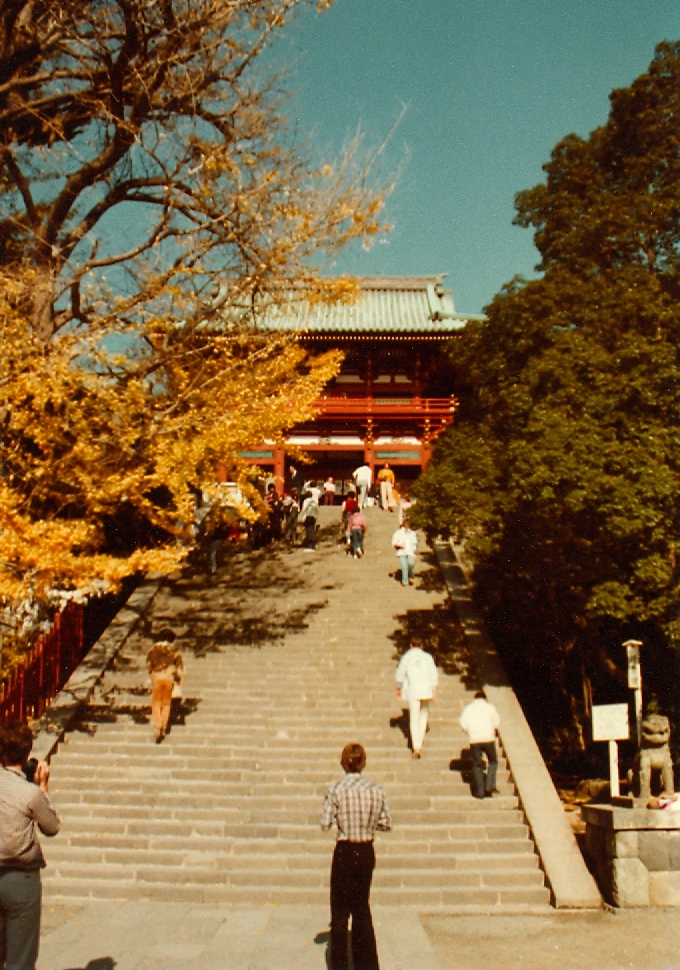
xmin=432 ymin=690 xmax=437 ymax=702
xmin=34 ymin=761 xmax=50 ymax=793
xmin=396 ymin=688 xmax=401 ymax=699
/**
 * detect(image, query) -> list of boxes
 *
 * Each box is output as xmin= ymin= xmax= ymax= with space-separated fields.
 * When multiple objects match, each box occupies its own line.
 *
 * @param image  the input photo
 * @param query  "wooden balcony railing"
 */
xmin=0 ymin=602 xmax=84 ymax=723
xmin=315 ymin=396 xmax=458 ymax=419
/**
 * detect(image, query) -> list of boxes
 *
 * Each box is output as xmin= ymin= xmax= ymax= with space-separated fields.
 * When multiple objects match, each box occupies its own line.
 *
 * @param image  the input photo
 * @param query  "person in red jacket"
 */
xmin=341 ymin=490 xmax=359 ymax=549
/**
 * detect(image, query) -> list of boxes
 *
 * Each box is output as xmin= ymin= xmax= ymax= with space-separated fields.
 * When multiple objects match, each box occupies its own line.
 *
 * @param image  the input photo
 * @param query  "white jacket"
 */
xmin=392 ymin=527 xmax=418 ymax=558
xmin=395 ymin=647 xmax=438 ymax=701
xmin=353 ymin=464 xmax=372 ymax=486
xmin=459 ymin=697 xmax=500 ymax=743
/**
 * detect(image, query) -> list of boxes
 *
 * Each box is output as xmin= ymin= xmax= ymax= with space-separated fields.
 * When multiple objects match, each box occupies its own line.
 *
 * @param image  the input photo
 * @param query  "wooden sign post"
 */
xmin=623 ymin=639 xmax=643 ymax=749
xmin=592 ymin=703 xmax=630 ymax=798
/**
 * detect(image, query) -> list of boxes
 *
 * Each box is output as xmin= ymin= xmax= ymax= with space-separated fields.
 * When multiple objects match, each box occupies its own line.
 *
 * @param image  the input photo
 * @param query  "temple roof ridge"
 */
xmin=355 ymin=274 xmax=448 ymax=291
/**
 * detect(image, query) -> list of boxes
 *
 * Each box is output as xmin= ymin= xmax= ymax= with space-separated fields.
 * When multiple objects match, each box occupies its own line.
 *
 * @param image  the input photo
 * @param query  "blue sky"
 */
xmin=284 ymin=0 xmax=680 ymax=313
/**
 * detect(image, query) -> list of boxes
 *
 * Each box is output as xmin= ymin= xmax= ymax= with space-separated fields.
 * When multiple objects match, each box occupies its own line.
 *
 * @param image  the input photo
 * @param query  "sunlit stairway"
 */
xmin=42 ymin=508 xmax=550 ymax=911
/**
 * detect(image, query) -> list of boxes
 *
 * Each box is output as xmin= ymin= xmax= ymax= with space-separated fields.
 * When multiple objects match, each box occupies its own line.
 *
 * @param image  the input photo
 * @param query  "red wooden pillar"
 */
xmin=364 ymin=418 xmax=375 ymax=481
xmin=421 ymin=416 xmax=432 ymax=471
xmin=274 ymin=447 xmax=285 ymax=494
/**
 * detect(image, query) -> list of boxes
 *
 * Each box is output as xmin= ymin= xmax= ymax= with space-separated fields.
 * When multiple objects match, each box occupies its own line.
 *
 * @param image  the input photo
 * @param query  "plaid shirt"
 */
xmin=320 ymin=773 xmax=392 ymax=842
xmin=0 ymin=767 xmax=60 ymax=872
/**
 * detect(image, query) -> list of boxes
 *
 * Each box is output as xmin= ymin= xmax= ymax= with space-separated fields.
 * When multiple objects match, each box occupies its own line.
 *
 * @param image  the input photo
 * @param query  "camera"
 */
xmin=22 ymin=758 xmax=38 ymax=784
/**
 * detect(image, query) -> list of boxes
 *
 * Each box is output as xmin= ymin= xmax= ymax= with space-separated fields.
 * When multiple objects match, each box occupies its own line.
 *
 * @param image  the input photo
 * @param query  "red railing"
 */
xmin=0 ymin=602 xmax=84 ymax=723
xmin=316 ymin=395 xmax=458 ymax=418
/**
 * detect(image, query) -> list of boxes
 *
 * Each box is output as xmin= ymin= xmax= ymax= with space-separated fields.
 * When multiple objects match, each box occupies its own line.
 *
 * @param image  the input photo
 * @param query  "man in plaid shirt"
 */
xmin=320 ymin=743 xmax=391 ymax=970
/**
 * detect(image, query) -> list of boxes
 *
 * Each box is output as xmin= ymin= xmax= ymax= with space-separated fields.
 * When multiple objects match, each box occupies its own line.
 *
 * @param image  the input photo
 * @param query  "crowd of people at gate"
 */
xmin=199 ymin=460 xmax=417 ymax=569
xmin=241 ymin=462 xmax=417 ymax=558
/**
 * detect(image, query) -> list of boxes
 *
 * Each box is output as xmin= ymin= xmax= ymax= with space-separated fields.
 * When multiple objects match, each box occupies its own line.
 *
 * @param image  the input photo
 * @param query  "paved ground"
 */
xmin=39 ymin=900 xmax=680 ymax=968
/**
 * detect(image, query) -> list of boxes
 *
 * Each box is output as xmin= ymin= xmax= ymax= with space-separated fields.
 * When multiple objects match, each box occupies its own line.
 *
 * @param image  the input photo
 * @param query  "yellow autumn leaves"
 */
xmin=0 ymin=270 xmax=342 ymax=608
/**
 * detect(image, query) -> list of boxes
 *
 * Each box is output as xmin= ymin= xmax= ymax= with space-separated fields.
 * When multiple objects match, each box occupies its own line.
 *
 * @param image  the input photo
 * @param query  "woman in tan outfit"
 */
xmin=146 ymin=629 xmax=183 ymax=743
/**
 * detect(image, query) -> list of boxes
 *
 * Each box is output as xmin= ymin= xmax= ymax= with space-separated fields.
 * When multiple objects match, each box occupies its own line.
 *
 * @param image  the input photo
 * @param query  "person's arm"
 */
xmin=429 ymin=659 xmax=439 ymax=701
xmin=376 ymin=794 xmax=392 ymax=832
xmin=395 ymin=653 xmax=408 ymax=697
xmin=29 ymin=772 xmax=60 ymax=836
xmin=320 ymin=787 xmax=337 ymax=831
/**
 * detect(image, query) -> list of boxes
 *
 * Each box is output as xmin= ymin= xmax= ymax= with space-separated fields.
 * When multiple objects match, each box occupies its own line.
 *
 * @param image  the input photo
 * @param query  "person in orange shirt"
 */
xmin=146 ymin=630 xmax=184 ymax=743
xmin=377 ymin=463 xmax=395 ymax=510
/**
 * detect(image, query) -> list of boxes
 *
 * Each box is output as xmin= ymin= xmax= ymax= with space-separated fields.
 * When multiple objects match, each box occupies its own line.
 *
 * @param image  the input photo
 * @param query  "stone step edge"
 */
xmin=32 ymin=577 xmax=163 ymax=763
xmin=41 ymin=893 xmax=552 ymax=916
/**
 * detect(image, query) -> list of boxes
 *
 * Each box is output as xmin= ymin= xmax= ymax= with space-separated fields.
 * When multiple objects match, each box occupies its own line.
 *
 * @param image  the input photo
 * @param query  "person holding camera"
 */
xmin=0 ymin=721 xmax=60 ymax=970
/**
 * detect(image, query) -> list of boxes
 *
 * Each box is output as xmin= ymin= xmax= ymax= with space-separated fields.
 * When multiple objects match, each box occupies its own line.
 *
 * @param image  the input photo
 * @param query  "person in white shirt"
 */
xmin=304 ymin=481 xmax=322 ymax=504
xmin=300 ymin=491 xmax=319 ymax=549
xmin=323 ymin=476 xmax=336 ymax=506
xmin=352 ymin=464 xmax=372 ymax=509
xmin=459 ymin=690 xmax=501 ymax=798
xmin=391 ymin=521 xmax=418 ymax=586
xmin=395 ymin=639 xmax=439 ymax=759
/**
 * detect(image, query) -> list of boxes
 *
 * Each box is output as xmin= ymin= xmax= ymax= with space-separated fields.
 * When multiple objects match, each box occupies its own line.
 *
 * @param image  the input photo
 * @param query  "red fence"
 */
xmin=0 ymin=602 xmax=84 ymax=723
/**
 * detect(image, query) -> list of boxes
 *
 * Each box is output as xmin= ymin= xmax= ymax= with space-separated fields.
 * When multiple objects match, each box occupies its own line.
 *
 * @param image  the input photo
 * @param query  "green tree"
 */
xmin=413 ymin=42 xmax=680 ymax=764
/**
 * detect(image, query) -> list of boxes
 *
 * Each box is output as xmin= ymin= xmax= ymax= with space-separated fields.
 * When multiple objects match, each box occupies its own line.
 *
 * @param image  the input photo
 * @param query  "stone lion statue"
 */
xmin=629 ymin=714 xmax=674 ymax=798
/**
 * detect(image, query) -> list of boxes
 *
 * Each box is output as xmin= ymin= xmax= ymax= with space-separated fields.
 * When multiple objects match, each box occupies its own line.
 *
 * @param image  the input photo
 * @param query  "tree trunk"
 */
xmin=32 ymin=262 xmax=55 ymax=341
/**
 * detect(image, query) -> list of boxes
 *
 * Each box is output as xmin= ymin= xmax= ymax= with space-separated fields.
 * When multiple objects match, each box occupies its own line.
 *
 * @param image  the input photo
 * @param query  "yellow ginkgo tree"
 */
xmin=0 ymin=269 xmax=344 ymax=631
xmin=0 ymin=0 xmax=392 ymax=640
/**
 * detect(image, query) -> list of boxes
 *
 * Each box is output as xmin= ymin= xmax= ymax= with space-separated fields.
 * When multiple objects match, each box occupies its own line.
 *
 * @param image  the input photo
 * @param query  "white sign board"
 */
xmin=592 ymin=703 xmax=629 ymax=742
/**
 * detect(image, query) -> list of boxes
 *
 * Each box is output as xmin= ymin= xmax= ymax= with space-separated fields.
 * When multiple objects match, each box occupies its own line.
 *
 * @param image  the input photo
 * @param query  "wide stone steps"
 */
xmin=43 ymin=506 xmax=550 ymax=911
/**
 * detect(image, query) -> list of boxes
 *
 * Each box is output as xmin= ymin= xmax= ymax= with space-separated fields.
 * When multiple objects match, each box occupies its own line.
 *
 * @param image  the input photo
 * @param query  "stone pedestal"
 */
xmin=583 ymin=803 xmax=680 ymax=906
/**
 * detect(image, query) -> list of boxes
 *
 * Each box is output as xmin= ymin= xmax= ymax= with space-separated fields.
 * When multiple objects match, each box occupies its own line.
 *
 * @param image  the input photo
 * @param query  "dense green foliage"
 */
xmin=412 ymin=42 xmax=680 ymax=765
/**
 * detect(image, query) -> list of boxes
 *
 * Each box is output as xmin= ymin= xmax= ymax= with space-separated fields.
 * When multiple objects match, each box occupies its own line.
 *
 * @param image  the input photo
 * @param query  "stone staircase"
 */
xmin=42 ymin=507 xmax=550 ymax=911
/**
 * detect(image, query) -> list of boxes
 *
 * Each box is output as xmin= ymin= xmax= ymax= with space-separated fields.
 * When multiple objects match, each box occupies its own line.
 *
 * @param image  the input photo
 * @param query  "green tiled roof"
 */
xmin=257 ymin=276 xmax=485 ymax=334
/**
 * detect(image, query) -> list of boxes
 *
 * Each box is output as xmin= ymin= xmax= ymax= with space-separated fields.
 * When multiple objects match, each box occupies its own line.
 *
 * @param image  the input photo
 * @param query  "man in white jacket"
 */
xmin=395 ymin=639 xmax=439 ymax=759
xmin=459 ymin=690 xmax=501 ymax=798
xmin=391 ymin=521 xmax=418 ymax=586
xmin=352 ymin=464 xmax=372 ymax=509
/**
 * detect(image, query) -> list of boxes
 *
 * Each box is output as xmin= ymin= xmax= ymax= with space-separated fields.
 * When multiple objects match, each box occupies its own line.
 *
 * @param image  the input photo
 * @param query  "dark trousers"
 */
xmin=284 ymin=509 xmax=298 ymax=543
xmin=0 ymin=869 xmax=41 ymax=970
xmin=470 ymin=741 xmax=498 ymax=797
xmin=330 ymin=841 xmax=379 ymax=970
xmin=303 ymin=516 xmax=316 ymax=548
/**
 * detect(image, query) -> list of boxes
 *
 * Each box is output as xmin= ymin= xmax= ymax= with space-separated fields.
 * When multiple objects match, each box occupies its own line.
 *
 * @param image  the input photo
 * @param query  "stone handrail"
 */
xmin=435 ymin=540 xmax=601 ymax=909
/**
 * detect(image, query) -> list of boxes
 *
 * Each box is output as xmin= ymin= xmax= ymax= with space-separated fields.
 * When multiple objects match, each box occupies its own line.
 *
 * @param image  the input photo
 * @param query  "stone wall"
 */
xmin=584 ymin=803 xmax=680 ymax=906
